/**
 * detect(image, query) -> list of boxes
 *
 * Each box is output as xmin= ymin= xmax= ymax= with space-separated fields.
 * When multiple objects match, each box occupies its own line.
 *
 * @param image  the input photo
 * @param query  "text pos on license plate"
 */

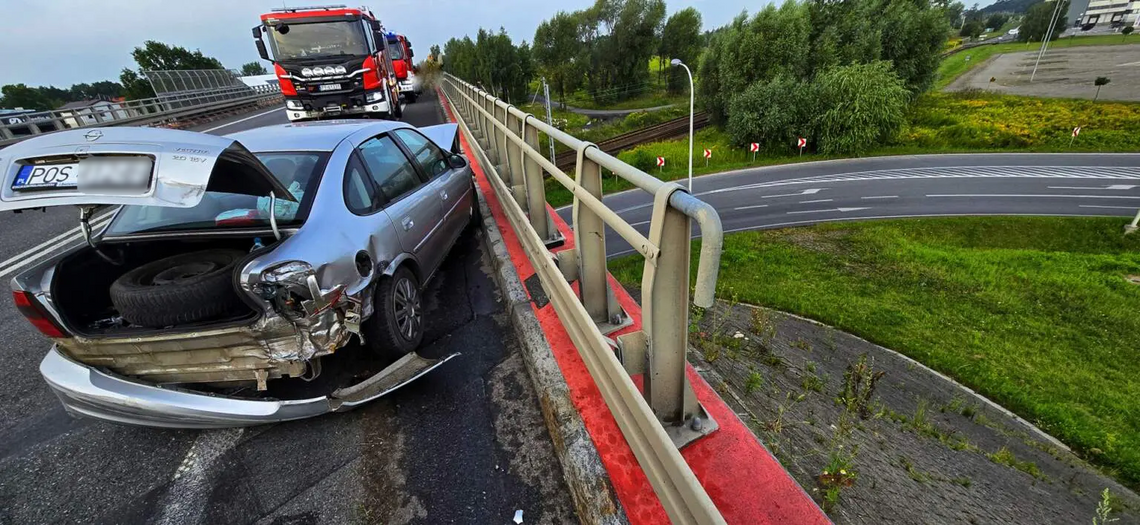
xmin=12 ymin=157 xmax=153 ymax=192
xmin=319 ymin=83 xmax=341 ymax=92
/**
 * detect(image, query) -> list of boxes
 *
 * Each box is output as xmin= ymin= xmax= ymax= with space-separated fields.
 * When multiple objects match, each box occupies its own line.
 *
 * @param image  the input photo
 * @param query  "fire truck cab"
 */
xmin=385 ymin=33 xmax=420 ymax=103
xmin=252 ymin=4 xmax=402 ymax=122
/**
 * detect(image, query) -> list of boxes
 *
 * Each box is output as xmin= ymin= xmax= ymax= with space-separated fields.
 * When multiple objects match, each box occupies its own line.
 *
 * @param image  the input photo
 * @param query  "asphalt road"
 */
xmin=551 ymin=154 xmax=1140 ymax=257
xmin=0 ymin=92 xmax=576 ymax=524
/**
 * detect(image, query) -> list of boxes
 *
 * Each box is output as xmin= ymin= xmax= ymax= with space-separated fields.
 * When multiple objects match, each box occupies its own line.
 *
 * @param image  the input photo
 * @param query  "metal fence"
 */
xmin=441 ymin=73 xmax=727 ymax=524
xmin=143 ymin=69 xmax=248 ymax=95
xmin=0 ymin=84 xmax=281 ymax=146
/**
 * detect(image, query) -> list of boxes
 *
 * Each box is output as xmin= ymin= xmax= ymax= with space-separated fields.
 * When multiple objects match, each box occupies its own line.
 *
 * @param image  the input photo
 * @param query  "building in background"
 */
xmin=1079 ymin=0 xmax=1138 ymax=27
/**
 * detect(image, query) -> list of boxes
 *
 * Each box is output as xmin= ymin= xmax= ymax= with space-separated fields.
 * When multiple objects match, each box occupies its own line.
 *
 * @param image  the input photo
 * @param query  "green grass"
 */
xmin=608 ymin=217 xmax=1140 ymax=489
xmin=936 ymin=34 xmax=1139 ymax=89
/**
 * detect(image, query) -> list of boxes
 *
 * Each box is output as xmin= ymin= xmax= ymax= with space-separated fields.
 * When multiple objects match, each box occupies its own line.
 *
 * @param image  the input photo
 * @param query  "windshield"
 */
xmin=105 ymin=152 xmax=326 ymax=235
xmin=387 ymin=41 xmax=404 ymax=60
xmin=268 ymin=21 xmax=368 ymax=60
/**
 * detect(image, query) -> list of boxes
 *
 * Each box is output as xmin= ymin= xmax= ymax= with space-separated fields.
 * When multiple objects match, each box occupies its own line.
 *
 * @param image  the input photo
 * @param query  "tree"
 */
xmin=986 ymin=13 xmax=1011 ymax=30
xmin=0 ymin=84 xmax=55 ymax=110
xmin=240 ymin=61 xmax=268 ymax=76
xmin=660 ymin=8 xmax=702 ymax=94
xmin=533 ymin=11 xmax=584 ymax=104
xmin=813 ymin=61 xmax=910 ymax=155
xmin=726 ymin=75 xmax=816 ymax=150
xmin=1019 ymin=1 xmax=1068 ymax=43
xmin=429 ymin=44 xmax=441 ymax=61
xmin=960 ymin=20 xmax=985 ymax=38
xmin=945 ymin=1 xmax=966 ymax=28
xmin=119 ymin=41 xmax=226 ymax=99
xmin=1094 ymin=76 xmax=1110 ymax=101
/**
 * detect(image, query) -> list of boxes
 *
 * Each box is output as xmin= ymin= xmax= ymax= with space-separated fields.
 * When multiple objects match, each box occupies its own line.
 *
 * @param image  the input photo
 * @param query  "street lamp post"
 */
xmin=671 ymin=59 xmax=694 ymax=192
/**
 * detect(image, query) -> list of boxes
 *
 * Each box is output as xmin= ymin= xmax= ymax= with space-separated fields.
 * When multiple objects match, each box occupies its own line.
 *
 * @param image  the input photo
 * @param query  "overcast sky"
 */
xmin=2 ymin=0 xmax=996 ymax=88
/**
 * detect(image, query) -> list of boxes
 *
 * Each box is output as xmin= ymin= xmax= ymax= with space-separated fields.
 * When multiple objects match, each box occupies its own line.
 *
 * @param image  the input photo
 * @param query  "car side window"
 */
xmin=343 ymin=154 xmax=377 ymax=215
xmin=393 ymin=129 xmax=449 ymax=179
xmin=358 ymin=135 xmax=422 ymax=202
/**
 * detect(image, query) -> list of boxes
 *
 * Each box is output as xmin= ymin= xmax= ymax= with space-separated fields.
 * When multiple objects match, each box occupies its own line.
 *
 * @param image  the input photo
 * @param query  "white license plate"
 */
xmin=12 ymin=157 xmax=152 ymax=192
xmin=318 ymin=84 xmax=341 ymax=92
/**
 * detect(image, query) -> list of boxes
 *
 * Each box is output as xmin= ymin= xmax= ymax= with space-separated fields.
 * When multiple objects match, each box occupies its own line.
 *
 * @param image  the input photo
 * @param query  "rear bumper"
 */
xmin=40 ymin=347 xmax=330 ymax=428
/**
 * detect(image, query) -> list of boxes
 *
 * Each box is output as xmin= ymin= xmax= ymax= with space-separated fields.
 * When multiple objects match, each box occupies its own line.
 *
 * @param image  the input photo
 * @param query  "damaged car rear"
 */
xmin=3 ymin=121 xmax=475 ymax=428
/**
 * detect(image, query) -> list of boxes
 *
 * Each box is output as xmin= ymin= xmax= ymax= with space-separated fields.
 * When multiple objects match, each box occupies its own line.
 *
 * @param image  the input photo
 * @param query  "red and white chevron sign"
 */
xmin=796 ymin=137 xmax=807 ymax=149
xmin=750 ymin=142 xmax=759 ymax=152
xmin=1072 ymin=126 xmax=1081 ymax=137
xmin=703 ymin=148 xmax=712 ymax=159
xmin=656 ymin=156 xmax=665 ymax=167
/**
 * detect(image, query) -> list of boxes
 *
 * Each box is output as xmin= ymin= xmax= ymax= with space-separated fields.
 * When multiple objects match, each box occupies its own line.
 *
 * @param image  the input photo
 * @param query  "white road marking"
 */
xmin=927 ymin=193 xmax=1140 ymax=200
xmin=630 ymin=220 xmax=651 ymax=227
xmin=762 ymin=188 xmax=822 ymax=199
xmin=1048 ymin=184 xmax=1138 ymax=190
xmin=861 ymin=195 xmax=898 ymax=200
xmin=799 ymin=199 xmax=833 ymax=204
xmin=156 ymin=429 xmax=244 ymax=525
xmin=0 ymin=212 xmax=114 ymax=277
xmin=1079 ymin=205 xmax=1139 ymax=210
xmin=1118 ymin=61 xmax=1140 ymax=67
xmin=787 ymin=207 xmax=870 ymax=215
xmin=200 ymin=107 xmax=284 ymax=133
xmin=733 ymin=204 xmax=769 ymax=211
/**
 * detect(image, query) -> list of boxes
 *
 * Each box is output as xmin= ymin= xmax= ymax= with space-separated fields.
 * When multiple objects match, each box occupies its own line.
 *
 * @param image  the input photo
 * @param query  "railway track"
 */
xmin=554 ymin=112 xmax=710 ymax=172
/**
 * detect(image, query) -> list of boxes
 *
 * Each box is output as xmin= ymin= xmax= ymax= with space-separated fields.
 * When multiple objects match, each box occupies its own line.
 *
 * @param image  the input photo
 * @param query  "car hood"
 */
xmin=0 ymin=127 xmax=295 ymax=212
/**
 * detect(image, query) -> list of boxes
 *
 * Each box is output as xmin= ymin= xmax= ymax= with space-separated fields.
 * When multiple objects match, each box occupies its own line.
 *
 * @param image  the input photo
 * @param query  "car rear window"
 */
xmin=105 ymin=152 xmax=326 ymax=235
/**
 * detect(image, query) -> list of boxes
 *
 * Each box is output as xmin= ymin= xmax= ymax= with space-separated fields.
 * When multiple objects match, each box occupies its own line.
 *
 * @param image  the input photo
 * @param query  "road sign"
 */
xmin=749 ymin=142 xmax=759 ymax=152
xmin=703 ymin=149 xmax=712 ymax=159
xmin=1072 ymin=126 xmax=1081 ymax=137
xmin=796 ymin=137 xmax=807 ymax=148
xmin=656 ymin=156 xmax=665 ymax=167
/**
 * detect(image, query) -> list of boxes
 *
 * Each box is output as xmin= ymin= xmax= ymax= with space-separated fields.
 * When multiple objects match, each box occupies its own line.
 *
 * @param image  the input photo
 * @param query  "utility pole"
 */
xmin=1031 ymin=0 xmax=1065 ymax=82
xmin=542 ymin=78 xmax=556 ymax=165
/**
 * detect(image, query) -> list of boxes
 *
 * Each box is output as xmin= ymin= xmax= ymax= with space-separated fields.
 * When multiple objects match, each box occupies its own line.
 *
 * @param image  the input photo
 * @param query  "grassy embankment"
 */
xmin=608 ymin=217 xmax=1140 ymax=489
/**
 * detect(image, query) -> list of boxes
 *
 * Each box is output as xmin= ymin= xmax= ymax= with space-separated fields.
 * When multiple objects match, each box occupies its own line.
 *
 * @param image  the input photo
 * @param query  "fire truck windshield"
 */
xmin=387 ymin=42 xmax=404 ymax=60
xmin=269 ymin=21 xmax=369 ymax=60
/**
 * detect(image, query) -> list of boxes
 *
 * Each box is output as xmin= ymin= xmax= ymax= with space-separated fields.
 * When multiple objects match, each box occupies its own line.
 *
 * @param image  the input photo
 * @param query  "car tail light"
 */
xmin=13 ymin=291 xmax=66 ymax=338
xmin=275 ymin=64 xmax=298 ymax=96
xmin=362 ymin=56 xmax=382 ymax=90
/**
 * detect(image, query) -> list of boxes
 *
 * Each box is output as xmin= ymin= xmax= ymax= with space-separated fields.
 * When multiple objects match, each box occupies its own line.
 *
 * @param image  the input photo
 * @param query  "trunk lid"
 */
xmin=0 ymin=127 xmax=296 ymax=212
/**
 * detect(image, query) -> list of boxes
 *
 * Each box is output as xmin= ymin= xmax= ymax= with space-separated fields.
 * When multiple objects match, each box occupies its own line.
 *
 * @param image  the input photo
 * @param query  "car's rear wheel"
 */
xmin=109 ymin=249 xmax=246 ymax=328
xmin=365 ymin=267 xmax=423 ymax=359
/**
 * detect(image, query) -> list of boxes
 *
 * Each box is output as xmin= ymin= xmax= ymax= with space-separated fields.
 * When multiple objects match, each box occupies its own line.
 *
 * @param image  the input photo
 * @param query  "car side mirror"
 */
xmin=252 ymin=26 xmax=262 ymax=38
xmin=448 ymin=154 xmax=467 ymax=170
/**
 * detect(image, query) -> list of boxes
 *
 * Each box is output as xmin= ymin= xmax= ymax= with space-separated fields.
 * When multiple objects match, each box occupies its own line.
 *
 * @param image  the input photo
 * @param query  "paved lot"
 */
xmin=0 ymin=93 xmax=575 ymax=524
xmin=946 ymin=44 xmax=1140 ymax=101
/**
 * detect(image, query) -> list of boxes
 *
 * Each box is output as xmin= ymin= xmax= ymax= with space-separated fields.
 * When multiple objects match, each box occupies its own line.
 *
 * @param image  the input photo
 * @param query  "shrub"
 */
xmin=813 ymin=61 xmax=910 ymax=155
xmin=629 ymin=147 xmax=657 ymax=172
xmin=726 ymin=75 xmax=817 ymax=151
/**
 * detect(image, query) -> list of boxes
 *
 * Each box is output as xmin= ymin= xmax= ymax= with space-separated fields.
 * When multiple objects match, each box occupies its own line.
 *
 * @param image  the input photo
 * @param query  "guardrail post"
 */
xmin=573 ymin=147 xmax=624 ymax=330
xmin=505 ymin=109 xmax=526 ymax=206
xmin=642 ymin=185 xmax=701 ymax=429
xmin=522 ymin=116 xmax=550 ymax=239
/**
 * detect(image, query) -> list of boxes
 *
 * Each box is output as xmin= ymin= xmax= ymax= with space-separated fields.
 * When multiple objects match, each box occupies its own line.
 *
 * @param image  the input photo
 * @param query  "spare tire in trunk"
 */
xmin=109 ymin=249 xmax=247 ymax=328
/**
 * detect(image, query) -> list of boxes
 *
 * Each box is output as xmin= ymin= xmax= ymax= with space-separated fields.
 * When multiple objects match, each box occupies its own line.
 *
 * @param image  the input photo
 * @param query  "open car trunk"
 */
xmin=52 ymin=235 xmax=271 ymax=337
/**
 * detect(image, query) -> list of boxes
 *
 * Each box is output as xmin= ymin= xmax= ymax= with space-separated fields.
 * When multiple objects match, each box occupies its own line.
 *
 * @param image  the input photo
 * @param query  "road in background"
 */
xmin=551 ymin=154 xmax=1140 ymax=256
xmin=0 ymin=92 xmax=576 ymax=524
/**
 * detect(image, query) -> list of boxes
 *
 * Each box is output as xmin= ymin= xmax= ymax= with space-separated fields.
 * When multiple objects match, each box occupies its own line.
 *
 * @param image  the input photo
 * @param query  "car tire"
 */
xmin=365 ymin=267 xmax=423 ymax=359
xmin=110 ymin=249 xmax=247 ymax=328
xmin=406 ymin=93 xmax=417 ymax=104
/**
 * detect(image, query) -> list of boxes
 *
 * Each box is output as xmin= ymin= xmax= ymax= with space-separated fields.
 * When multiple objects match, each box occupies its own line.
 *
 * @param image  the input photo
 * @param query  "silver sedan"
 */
xmin=2 ymin=120 xmax=476 ymax=427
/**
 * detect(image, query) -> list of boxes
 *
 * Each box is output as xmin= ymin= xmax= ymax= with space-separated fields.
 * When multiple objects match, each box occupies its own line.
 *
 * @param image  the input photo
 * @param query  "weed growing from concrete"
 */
xmin=838 ymin=354 xmax=885 ymax=419
xmin=988 ymin=446 xmax=1046 ymax=481
xmin=802 ymin=372 xmax=825 ymax=393
xmin=745 ymin=368 xmax=764 ymax=394
xmin=1093 ymin=488 xmax=1119 ymax=525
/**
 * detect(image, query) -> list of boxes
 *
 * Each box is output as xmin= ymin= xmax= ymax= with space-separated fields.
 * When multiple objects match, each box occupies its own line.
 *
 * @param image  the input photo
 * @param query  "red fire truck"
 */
xmin=251 ymin=4 xmax=402 ymax=121
xmin=385 ymin=33 xmax=421 ymax=103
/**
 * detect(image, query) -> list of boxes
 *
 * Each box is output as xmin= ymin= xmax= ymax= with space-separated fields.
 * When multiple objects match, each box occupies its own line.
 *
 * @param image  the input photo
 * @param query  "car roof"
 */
xmin=227 ymin=120 xmax=411 ymax=153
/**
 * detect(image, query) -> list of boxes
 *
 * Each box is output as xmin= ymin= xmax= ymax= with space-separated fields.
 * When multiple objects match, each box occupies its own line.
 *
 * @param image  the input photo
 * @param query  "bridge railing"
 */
xmin=441 ymin=73 xmax=726 ymax=525
xmin=0 ymin=84 xmax=282 ymax=146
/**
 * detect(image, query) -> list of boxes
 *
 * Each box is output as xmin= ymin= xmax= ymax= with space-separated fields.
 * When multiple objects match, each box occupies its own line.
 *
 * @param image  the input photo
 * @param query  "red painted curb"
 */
xmin=437 ymin=87 xmax=828 ymax=525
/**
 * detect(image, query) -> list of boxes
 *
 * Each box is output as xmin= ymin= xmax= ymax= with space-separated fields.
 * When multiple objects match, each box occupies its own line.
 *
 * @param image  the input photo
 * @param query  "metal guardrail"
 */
xmin=441 ymin=73 xmax=726 ymax=524
xmin=0 ymin=85 xmax=282 ymax=146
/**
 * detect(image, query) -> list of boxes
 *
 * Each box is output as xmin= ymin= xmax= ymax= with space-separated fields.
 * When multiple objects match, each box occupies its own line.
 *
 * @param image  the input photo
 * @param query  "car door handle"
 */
xmin=439 ymin=189 xmax=449 ymax=200
xmin=402 ymin=217 xmax=414 ymax=231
